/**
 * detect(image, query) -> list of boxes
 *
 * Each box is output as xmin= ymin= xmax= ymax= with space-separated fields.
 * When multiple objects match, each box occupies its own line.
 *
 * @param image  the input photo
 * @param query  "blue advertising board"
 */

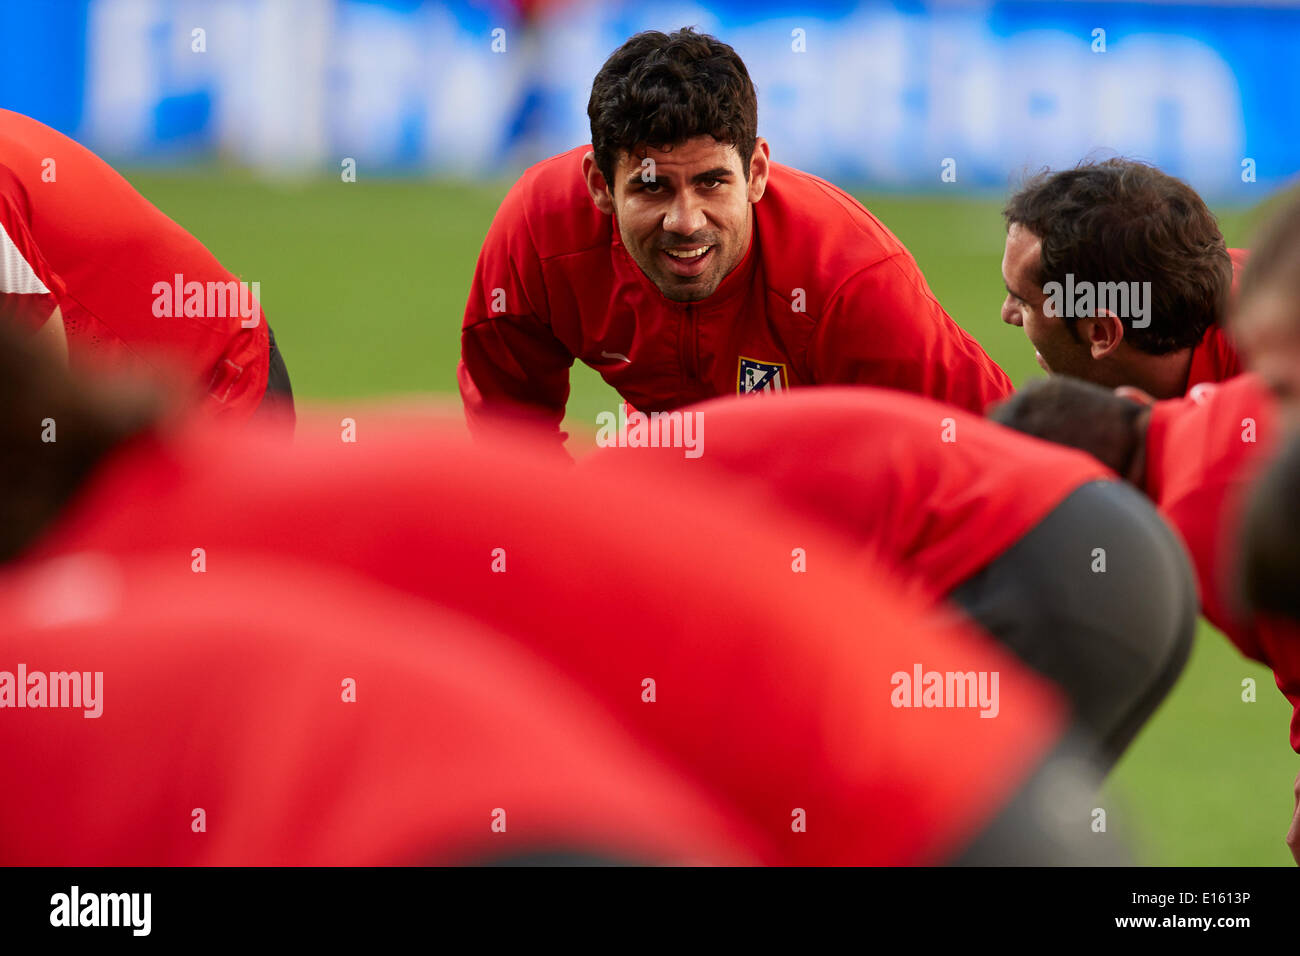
xmin=1 ymin=0 xmax=1296 ymax=198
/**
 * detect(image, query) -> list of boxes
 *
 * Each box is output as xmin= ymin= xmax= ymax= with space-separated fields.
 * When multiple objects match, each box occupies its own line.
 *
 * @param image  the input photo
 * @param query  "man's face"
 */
xmin=604 ymin=136 xmax=765 ymax=302
xmin=1233 ymin=285 xmax=1300 ymax=423
xmin=1001 ymin=223 xmax=1094 ymax=378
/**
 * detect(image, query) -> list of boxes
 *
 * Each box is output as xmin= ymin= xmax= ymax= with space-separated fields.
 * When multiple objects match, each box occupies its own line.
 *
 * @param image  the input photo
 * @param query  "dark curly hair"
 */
xmin=1003 ymin=159 xmax=1232 ymax=355
xmin=988 ymin=376 xmax=1145 ymax=478
xmin=587 ymin=28 xmax=758 ymax=191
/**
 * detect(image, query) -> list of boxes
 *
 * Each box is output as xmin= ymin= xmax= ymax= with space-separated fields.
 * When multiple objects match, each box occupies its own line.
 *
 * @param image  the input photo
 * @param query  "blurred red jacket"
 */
xmin=21 ymin=410 xmax=1065 ymax=865
xmin=0 ymin=553 xmax=770 ymax=865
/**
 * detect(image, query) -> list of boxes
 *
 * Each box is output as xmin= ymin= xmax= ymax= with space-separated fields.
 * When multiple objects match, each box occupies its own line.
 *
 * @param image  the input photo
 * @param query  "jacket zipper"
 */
xmin=684 ymin=304 xmax=700 ymax=383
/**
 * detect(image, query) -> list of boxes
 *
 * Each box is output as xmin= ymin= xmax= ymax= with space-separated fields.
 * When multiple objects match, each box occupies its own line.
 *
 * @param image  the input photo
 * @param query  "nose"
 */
xmin=1001 ymin=296 xmax=1023 ymax=327
xmin=663 ymin=191 xmax=707 ymax=238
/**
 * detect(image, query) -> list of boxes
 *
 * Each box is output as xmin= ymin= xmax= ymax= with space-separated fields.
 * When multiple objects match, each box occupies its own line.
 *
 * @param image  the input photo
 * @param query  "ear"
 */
xmin=746 ymin=137 xmax=770 ymax=203
xmin=582 ymin=151 xmax=616 ymax=216
xmin=1082 ymin=309 xmax=1125 ymax=360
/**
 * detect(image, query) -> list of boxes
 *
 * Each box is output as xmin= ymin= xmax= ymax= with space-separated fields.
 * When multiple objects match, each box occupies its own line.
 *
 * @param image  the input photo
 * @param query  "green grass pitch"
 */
xmin=123 ymin=168 xmax=1297 ymax=865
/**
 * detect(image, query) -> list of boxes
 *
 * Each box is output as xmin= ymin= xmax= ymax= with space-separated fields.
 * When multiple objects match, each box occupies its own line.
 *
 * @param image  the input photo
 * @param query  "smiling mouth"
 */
xmin=661 ymin=245 xmax=714 ymax=277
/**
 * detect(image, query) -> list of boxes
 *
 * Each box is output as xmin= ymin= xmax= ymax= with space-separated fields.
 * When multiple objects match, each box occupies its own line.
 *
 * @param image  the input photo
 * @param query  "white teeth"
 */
xmin=666 ymin=246 xmax=710 ymax=259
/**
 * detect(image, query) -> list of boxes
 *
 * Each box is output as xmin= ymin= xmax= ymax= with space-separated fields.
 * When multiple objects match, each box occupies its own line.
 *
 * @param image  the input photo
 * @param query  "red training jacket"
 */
xmin=0 ymin=109 xmax=270 ymax=419
xmin=581 ymin=386 xmax=1113 ymax=601
xmin=1144 ymin=374 xmax=1277 ymax=659
xmin=1142 ymin=373 xmax=1300 ymax=749
xmin=460 ymin=145 xmax=1013 ymax=448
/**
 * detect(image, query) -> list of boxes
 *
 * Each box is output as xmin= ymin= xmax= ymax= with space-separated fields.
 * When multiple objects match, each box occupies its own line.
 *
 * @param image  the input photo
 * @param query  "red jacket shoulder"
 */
xmin=499 ymin=145 xmax=610 ymax=261
xmin=755 ymin=163 xmax=912 ymax=287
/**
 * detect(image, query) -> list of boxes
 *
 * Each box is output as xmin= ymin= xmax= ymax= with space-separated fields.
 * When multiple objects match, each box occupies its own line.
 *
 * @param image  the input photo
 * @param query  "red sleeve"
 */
xmin=807 ymin=256 xmax=1014 ymax=414
xmin=459 ymin=177 xmax=573 ymax=446
xmin=1162 ymin=487 xmax=1266 ymax=663
xmin=199 ymin=299 xmax=272 ymax=422
xmin=0 ymin=192 xmax=63 ymax=332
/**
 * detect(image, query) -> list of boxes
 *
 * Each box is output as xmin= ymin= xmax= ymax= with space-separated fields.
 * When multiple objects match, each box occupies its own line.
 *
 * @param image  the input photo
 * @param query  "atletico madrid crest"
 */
xmin=738 ymin=357 xmax=786 ymax=395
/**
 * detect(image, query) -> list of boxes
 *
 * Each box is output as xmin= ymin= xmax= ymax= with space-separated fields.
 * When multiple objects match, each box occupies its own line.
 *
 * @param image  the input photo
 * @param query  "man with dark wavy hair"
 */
xmin=459 ymin=27 xmax=1012 ymax=453
xmin=1000 ymin=159 xmax=1245 ymax=399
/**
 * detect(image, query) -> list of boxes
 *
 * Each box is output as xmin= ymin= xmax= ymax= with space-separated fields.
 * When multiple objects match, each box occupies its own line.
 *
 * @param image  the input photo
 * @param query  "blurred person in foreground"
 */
xmin=460 ymin=27 xmax=1012 ymax=457
xmin=1000 ymin=159 xmax=1245 ymax=397
xmin=1231 ymin=187 xmax=1300 ymax=418
xmin=1227 ymin=187 xmax=1300 ymax=865
xmin=580 ymin=387 xmax=1196 ymax=771
xmin=0 ymin=323 xmax=1111 ymax=866
xmin=1240 ymin=435 xmax=1300 ymax=866
xmin=1 ymin=553 xmax=767 ymax=866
